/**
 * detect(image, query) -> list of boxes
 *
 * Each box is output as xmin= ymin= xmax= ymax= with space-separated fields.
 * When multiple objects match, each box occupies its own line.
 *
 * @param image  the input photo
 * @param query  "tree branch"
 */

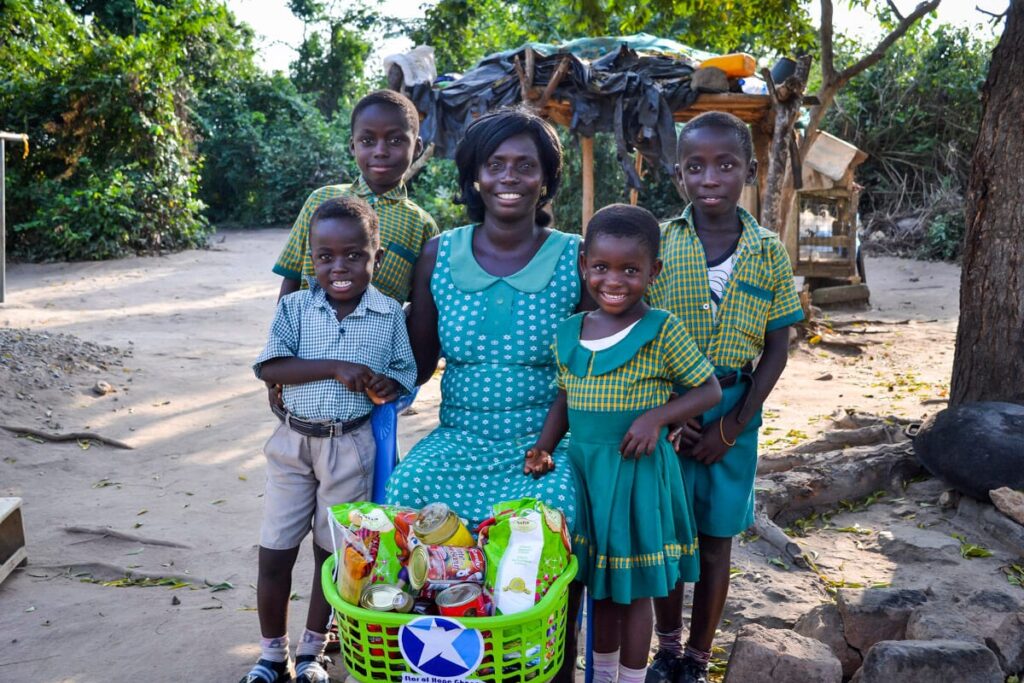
xmin=820 ymin=0 xmax=837 ymax=84
xmin=886 ymin=0 xmax=906 ymax=21
xmin=836 ymin=0 xmax=942 ymax=87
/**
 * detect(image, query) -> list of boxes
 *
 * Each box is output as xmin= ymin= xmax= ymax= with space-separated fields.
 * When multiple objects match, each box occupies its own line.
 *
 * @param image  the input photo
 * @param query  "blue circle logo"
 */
xmin=398 ymin=616 xmax=484 ymax=678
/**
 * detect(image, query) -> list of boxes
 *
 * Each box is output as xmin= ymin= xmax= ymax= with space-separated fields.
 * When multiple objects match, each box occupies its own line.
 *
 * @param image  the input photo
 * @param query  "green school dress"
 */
xmin=556 ymin=308 xmax=714 ymax=604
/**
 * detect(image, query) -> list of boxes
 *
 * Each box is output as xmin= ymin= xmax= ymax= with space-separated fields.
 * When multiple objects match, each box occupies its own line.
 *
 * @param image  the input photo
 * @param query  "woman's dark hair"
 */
xmin=678 ymin=110 xmax=754 ymax=163
xmin=583 ymin=203 xmax=661 ymax=260
xmin=454 ymin=107 xmax=562 ymax=227
xmin=310 ymin=196 xmax=380 ymax=249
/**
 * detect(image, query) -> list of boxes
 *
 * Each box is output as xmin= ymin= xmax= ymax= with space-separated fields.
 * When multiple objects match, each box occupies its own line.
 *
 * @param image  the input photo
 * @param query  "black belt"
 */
xmin=716 ymin=363 xmax=757 ymax=424
xmin=273 ymin=403 xmax=370 ymax=438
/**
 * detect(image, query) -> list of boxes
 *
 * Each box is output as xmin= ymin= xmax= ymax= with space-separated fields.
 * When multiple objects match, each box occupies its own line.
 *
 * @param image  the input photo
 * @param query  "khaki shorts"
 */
xmin=259 ymin=420 xmax=375 ymax=550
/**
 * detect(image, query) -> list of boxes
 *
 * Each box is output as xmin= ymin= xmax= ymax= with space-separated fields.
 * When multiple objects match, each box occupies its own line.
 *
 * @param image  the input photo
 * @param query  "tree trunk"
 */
xmin=950 ymin=0 xmax=1024 ymax=406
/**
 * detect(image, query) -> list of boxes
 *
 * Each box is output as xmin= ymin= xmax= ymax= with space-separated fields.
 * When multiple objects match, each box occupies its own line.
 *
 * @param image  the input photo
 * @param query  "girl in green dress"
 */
xmin=525 ymin=204 xmax=721 ymax=683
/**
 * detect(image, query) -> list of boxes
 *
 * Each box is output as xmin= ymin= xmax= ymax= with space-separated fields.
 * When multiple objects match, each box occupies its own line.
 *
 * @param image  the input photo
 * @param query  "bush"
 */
xmin=0 ymin=0 xmax=209 ymax=261
xmin=824 ymin=23 xmax=991 ymax=260
xmin=194 ymin=76 xmax=354 ymax=226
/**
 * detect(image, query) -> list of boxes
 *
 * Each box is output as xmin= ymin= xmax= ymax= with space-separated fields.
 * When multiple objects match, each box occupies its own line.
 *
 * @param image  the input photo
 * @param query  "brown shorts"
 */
xmin=259 ymin=420 xmax=374 ymax=550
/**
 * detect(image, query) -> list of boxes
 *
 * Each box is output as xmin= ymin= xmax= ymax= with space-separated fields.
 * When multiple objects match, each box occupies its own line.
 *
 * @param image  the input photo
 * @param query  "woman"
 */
xmin=386 ymin=108 xmax=587 ymax=531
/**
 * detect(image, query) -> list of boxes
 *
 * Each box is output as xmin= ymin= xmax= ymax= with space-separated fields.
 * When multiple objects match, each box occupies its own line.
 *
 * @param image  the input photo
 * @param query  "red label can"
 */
xmin=436 ymin=583 xmax=488 ymax=617
xmin=409 ymin=545 xmax=486 ymax=592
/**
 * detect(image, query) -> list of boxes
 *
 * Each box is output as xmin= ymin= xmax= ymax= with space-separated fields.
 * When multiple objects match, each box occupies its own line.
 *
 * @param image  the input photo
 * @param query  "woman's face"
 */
xmin=477 ymin=133 xmax=545 ymax=223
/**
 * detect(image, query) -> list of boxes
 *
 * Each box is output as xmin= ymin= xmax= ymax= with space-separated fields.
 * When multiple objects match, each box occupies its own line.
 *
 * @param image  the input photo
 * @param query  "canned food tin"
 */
xmin=436 ymin=583 xmax=487 ymax=617
xmin=360 ymin=584 xmax=414 ymax=613
xmin=413 ymin=503 xmax=474 ymax=547
xmin=409 ymin=544 xmax=486 ymax=591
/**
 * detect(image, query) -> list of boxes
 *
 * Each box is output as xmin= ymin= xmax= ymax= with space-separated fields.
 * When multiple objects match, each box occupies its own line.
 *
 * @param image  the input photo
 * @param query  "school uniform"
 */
xmin=253 ymin=283 xmax=416 ymax=550
xmin=555 ymin=308 xmax=714 ymax=604
xmin=273 ymin=176 xmax=438 ymax=303
xmin=648 ymin=205 xmax=804 ymax=538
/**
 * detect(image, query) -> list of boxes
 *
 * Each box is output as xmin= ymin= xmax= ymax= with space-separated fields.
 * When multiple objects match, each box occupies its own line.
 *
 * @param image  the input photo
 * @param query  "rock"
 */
xmin=905 ymin=604 xmax=985 ymax=645
xmin=793 ymin=603 xmax=862 ymax=679
xmin=92 ymin=380 xmax=114 ymax=396
xmin=912 ymin=402 xmax=1024 ymax=500
xmin=856 ymin=639 xmax=1003 ymax=683
xmin=990 ymin=487 xmax=1024 ymax=526
xmin=724 ymin=624 xmax=842 ymax=683
xmin=985 ymin=611 xmax=1024 ymax=675
xmin=962 ymin=588 xmax=1021 ymax=613
xmin=956 ymin=497 xmax=1024 ymax=556
xmin=836 ymin=588 xmax=928 ymax=652
xmin=876 ymin=524 xmax=961 ymax=564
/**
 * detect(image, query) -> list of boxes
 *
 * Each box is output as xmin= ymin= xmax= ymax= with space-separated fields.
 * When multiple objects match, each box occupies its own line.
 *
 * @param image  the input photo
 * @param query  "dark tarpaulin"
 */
xmin=405 ymin=42 xmax=699 ymax=190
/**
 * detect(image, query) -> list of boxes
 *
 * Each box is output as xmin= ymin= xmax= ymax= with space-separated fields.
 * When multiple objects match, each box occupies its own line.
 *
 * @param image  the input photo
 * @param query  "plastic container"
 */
xmin=698 ymin=53 xmax=756 ymax=78
xmin=323 ymin=554 xmax=578 ymax=682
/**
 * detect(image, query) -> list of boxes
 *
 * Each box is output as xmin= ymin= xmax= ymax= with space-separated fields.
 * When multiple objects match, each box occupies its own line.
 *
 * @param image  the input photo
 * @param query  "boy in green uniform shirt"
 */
xmin=274 ymin=89 xmax=438 ymax=304
xmin=645 ymin=112 xmax=804 ymax=683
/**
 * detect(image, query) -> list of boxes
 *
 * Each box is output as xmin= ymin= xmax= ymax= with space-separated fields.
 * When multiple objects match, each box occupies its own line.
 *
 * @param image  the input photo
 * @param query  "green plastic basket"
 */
xmin=322 ymin=554 xmax=578 ymax=682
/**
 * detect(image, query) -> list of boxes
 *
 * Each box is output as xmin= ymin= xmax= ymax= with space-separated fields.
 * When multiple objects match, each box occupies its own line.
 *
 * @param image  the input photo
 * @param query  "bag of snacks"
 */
xmin=480 ymin=498 xmax=571 ymax=615
xmin=329 ymin=503 xmax=419 ymax=588
xmin=333 ymin=524 xmax=374 ymax=605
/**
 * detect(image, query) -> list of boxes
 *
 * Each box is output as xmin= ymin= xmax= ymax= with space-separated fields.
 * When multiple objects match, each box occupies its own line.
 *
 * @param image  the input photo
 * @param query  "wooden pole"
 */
xmin=629 ymin=154 xmax=643 ymax=206
xmin=0 ymin=132 xmax=29 ymax=305
xmin=1 ymin=139 xmax=5 ymax=304
xmin=581 ymin=135 xmax=595 ymax=234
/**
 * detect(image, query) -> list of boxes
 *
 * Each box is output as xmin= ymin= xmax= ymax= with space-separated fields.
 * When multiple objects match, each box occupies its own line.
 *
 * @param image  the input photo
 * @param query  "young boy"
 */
xmin=645 ymin=112 xmax=804 ymax=683
xmin=273 ymin=89 xmax=438 ymax=305
xmin=245 ymin=197 xmax=416 ymax=683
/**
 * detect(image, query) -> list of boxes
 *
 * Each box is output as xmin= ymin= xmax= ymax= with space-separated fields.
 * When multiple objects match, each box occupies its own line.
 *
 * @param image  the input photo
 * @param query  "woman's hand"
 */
xmin=620 ymin=411 xmax=663 ymax=459
xmin=523 ymin=447 xmax=555 ymax=478
xmin=366 ymin=374 xmax=402 ymax=405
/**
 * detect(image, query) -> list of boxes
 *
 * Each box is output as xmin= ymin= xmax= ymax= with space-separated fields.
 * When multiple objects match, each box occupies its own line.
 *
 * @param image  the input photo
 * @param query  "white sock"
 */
xmin=296 ymin=629 xmax=327 ymax=658
xmin=260 ymin=634 xmax=289 ymax=663
xmin=618 ymin=663 xmax=648 ymax=683
xmin=593 ymin=649 xmax=619 ymax=683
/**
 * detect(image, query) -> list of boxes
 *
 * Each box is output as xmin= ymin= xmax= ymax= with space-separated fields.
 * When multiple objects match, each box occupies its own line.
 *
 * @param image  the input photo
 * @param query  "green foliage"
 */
xmin=824 ymin=22 xmax=991 ymax=261
xmin=1 ymin=0 xmax=210 ymax=261
xmin=290 ymin=18 xmax=372 ymax=118
xmin=407 ymin=158 xmax=465 ymax=230
xmin=194 ymin=76 xmax=353 ymax=226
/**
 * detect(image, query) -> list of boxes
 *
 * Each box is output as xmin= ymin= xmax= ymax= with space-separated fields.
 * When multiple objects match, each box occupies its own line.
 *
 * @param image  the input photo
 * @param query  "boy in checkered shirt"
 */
xmin=645 ymin=112 xmax=803 ymax=683
xmin=244 ymin=196 xmax=416 ymax=683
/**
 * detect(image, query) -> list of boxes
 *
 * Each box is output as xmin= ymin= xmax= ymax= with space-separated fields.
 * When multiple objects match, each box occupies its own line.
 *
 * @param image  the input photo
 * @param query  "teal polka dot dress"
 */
xmin=386 ymin=225 xmax=581 ymax=530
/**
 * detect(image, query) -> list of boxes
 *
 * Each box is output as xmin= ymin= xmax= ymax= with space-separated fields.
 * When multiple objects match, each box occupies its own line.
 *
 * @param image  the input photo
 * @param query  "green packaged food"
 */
xmin=329 ymin=502 xmax=419 ymax=587
xmin=481 ymin=498 xmax=571 ymax=615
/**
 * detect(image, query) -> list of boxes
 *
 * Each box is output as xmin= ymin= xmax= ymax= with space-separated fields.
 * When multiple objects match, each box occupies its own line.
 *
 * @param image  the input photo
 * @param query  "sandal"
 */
xmin=239 ymin=657 xmax=294 ymax=683
xmin=294 ymin=654 xmax=331 ymax=683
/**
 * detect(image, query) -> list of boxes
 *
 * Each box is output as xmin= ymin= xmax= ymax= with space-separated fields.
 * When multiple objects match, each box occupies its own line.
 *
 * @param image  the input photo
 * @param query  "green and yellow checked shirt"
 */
xmin=272 ymin=176 xmax=438 ymax=303
xmin=555 ymin=309 xmax=714 ymax=412
xmin=647 ymin=206 xmax=804 ymax=371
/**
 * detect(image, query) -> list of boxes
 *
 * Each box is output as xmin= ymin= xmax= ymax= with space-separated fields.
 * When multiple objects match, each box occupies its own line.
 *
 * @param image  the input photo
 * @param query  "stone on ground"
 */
xmin=985 ymin=611 xmax=1024 ymax=675
xmin=852 ymin=639 xmax=1003 ymax=683
xmin=912 ymin=402 xmax=1024 ymax=500
xmin=836 ymin=588 xmax=928 ymax=652
xmin=724 ymin=623 xmax=842 ymax=683
xmin=989 ymin=486 xmax=1024 ymax=526
xmin=793 ymin=602 xmax=862 ymax=679
xmin=876 ymin=524 xmax=961 ymax=564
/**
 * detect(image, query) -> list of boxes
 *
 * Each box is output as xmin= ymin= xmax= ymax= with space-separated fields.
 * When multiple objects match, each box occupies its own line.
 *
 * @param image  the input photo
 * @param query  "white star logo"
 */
xmin=411 ymin=620 xmax=469 ymax=668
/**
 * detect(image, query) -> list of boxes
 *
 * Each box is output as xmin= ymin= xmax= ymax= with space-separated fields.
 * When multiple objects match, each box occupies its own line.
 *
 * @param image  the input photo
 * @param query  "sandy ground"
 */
xmin=0 ymin=230 xmax=965 ymax=682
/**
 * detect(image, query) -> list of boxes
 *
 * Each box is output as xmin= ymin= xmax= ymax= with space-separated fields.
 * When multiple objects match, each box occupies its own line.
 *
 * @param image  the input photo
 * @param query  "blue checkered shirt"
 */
xmin=253 ymin=282 xmax=416 ymax=422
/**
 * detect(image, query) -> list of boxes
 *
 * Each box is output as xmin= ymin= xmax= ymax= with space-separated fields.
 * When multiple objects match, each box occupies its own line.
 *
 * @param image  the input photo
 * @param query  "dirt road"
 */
xmin=0 ymin=230 xmax=961 ymax=681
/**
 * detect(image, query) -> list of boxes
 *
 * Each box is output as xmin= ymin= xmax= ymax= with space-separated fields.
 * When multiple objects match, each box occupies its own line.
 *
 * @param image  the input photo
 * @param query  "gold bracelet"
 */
xmin=719 ymin=418 xmax=737 ymax=447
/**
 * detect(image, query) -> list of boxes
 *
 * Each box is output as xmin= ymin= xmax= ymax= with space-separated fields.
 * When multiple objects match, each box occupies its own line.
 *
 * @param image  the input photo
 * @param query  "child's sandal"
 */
xmin=238 ymin=658 xmax=294 ymax=683
xmin=294 ymin=654 xmax=331 ymax=683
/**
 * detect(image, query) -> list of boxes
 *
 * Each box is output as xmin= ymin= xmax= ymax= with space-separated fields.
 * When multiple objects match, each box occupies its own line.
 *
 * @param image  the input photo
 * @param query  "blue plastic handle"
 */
xmin=369 ymin=388 xmax=418 ymax=503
